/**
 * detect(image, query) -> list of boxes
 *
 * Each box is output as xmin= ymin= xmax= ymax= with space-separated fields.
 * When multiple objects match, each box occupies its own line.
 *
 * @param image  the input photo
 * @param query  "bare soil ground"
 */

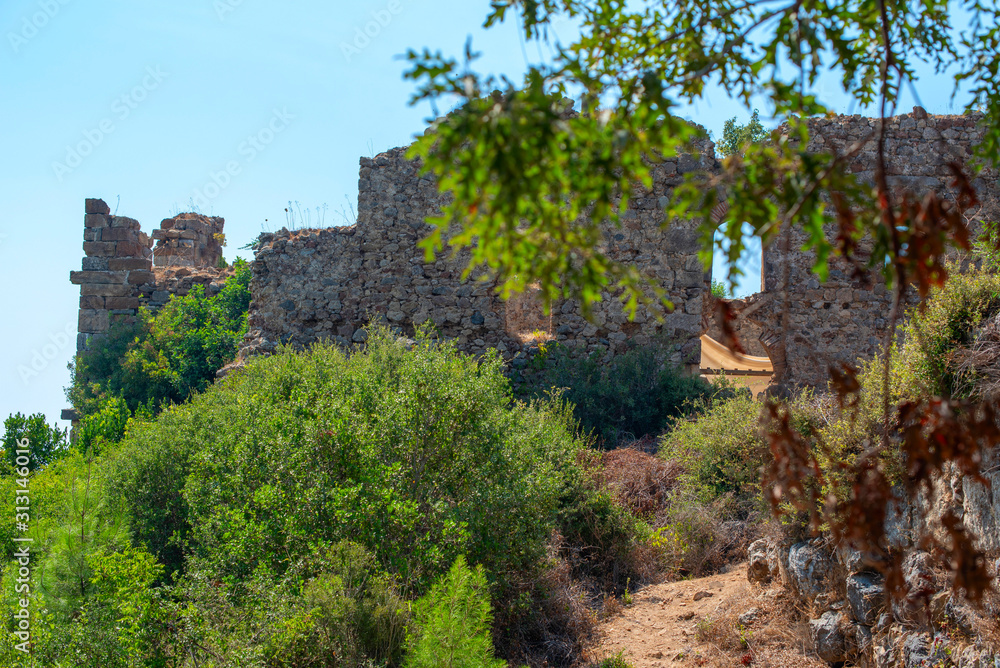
xmin=586 ymin=564 xmax=825 ymax=668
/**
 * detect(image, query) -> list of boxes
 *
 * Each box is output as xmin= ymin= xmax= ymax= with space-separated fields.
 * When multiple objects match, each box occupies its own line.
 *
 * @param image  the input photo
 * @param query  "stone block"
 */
xmin=109 ymin=215 xmax=139 ymax=228
xmin=108 ymin=258 xmax=152 ymax=271
xmin=101 ymin=227 xmax=138 ymax=242
xmin=79 ymin=309 xmax=109 ymax=333
xmin=83 ymin=228 xmax=99 ymax=241
xmin=127 ymin=271 xmax=156 ymax=285
xmin=81 ymin=257 xmax=109 ymax=271
xmin=81 ymin=284 xmax=134 ymax=297
xmin=84 ymin=213 xmax=109 ymax=228
xmin=79 ymin=295 xmax=104 ymax=309
xmin=115 ymin=240 xmax=145 ymax=257
xmin=105 ymin=297 xmax=140 ymax=310
xmin=85 ymin=198 xmax=110 ymax=214
xmin=83 ymin=241 xmax=116 ymax=257
xmin=70 ymin=270 xmax=127 ymax=284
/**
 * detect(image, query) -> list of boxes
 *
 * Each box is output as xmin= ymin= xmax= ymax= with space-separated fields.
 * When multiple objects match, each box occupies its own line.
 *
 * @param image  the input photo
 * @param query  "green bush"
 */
xmin=264 ymin=542 xmax=408 ymax=667
xmin=1 ymin=412 xmax=67 ymax=471
xmin=115 ymin=328 xmax=586 ymax=595
xmin=659 ymin=394 xmax=768 ymax=514
xmin=515 ymin=340 xmax=715 ymax=446
xmin=69 ymin=258 xmax=251 ymax=418
xmin=894 ymin=266 xmax=1000 ymax=398
xmin=404 ymin=555 xmax=505 ymax=668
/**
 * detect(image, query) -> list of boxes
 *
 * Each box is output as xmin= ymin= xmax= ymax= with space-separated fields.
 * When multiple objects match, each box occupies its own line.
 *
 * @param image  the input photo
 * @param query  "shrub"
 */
xmin=894 ymin=265 xmax=1000 ymax=398
xmin=115 ymin=328 xmax=586 ymax=596
xmin=1 ymin=412 xmax=68 ymax=471
xmin=514 ymin=339 xmax=715 ymax=446
xmin=404 ymin=555 xmax=505 ymax=668
xmin=264 ymin=541 xmax=408 ymax=667
xmin=659 ymin=394 xmax=769 ymax=514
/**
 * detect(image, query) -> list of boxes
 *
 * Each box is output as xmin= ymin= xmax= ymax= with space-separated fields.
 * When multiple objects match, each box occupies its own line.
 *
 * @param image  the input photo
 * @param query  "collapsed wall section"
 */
xmin=237 ymin=145 xmax=716 ymax=369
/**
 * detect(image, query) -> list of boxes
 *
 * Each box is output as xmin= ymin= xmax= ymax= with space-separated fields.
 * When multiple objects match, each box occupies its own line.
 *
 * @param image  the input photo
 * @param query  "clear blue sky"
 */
xmin=0 ymin=0 xmax=974 ymax=430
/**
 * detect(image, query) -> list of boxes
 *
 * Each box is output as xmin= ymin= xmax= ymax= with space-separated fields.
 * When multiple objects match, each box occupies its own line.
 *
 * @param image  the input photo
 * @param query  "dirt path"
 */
xmin=588 ymin=564 xmax=821 ymax=668
xmin=590 ymin=566 xmax=748 ymax=666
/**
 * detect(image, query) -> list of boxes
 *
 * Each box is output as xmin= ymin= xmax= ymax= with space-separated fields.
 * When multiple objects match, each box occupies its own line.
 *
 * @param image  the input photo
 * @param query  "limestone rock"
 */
xmin=846 ymin=572 xmax=884 ymax=626
xmin=787 ymin=541 xmax=833 ymax=603
xmin=809 ymin=610 xmax=853 ymax=663
xmin=747 ymin=538 xmax=780 ymax=584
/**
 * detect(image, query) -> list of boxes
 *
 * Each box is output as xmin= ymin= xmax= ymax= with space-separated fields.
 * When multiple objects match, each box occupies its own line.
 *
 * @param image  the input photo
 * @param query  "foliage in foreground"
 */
xmin=0 ymin=412 xmax=67 ymax=472
xmin=404 ymin=555 xmax=505 ymax=668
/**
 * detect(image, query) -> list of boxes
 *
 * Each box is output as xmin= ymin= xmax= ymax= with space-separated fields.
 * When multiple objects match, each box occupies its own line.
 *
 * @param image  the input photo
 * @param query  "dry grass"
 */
xmin=497 ymin=536 xmax=599 ymax=668
xmin=693 ymin=584 xmax=823 ymax=668
xmin=954 ymin=312 xmax=1000 ymax=401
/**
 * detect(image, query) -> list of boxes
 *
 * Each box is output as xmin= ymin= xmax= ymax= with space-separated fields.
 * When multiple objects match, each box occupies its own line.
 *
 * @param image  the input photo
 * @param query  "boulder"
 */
xmin=788 ymin=541 xmax=833 ymax=602
xmin=810 ymin=610 xmax=853 ymax=663
xmin=747 ymin=539 xmax=780 ymax=584
xmin=846 ymin=572 xmax=885 ymax=626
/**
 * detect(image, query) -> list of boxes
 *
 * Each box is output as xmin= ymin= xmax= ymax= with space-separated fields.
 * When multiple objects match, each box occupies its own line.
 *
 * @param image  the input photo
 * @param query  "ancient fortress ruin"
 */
xmin=70 ymin=109 xmax=998 ymax=391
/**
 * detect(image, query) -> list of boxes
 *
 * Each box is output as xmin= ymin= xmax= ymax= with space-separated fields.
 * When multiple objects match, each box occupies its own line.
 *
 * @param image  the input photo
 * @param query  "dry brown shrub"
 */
xmin=597 ymin=444 xmax=681 ymax=518
xmin=496 ymin=535 xmax=599 ymax=668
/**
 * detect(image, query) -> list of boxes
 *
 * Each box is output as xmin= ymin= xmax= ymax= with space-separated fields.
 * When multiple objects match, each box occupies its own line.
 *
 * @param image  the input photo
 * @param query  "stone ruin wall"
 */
xmin=237 ymin=142 xmax=717 ymax=371
xmin=724 ymin=109 xmax=998 ymax=389
xmin=72 ymin=109 xmax=999 ymax=391
xmin=70 ymin=199 xmax=233 ymax=353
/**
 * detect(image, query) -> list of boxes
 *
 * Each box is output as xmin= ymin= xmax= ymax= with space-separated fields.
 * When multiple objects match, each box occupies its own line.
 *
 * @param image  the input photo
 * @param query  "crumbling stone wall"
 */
xmin=71 ymin=199 xmax=233 ymax=352
xmin=237 ymin=143 xmax=715 ymax=370
xmin=152 ymin=213 xmax=225 ymax=268
xmin=74 ymin=110 xmax=998 ymax=390
xmin=732 ymin=109 xmax=998 ymax=389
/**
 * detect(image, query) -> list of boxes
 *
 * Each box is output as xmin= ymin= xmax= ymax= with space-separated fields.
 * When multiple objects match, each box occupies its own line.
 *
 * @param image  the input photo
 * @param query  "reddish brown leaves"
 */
xmin=761 ymin=402 xmax=823 ymax=532
xmin=714 ymin=298 xmax=745 ymax=355
xmin=764 ymin=363 xmax=996 ymax=603
xmin=889 ymin=163 xmax=979 ymax=300
xmin=897 ymin=398 xmax=996 ymax=491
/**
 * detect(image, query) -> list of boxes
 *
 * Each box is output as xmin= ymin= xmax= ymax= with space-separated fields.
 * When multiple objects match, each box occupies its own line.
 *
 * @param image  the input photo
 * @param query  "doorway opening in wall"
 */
xmin=504 ymin=281 xmax=553 ymax=345
xmin=702 ymin=221 xmax=773 ymax=397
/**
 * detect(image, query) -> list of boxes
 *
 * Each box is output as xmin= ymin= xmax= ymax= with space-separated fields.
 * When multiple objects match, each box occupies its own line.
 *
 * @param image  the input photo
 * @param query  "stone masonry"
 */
xmin=725 ymin=110 xmax=998 ymax=388
xmin=236 ymin=140 xmax=716 ymax=372
xmin=75 ymin=109 xmax=999 ymax=391
xmin=71 ymin=201 xmax=233 ymax=352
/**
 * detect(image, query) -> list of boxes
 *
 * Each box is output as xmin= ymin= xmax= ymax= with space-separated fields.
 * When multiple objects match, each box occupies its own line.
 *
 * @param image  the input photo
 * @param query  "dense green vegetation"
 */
xmin=1 ymin=329 xmax=664 ymax=666
xmin=514 ymin=339 xmax=716 ymax=446
xmin=9 ymin=247 xmax=1000 ymax=664
xmin=0 ymin=413 xmax=67 ymax=472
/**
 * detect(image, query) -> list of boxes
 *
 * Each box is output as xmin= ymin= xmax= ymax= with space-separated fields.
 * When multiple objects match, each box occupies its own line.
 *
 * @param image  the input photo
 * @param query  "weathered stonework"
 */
xmin=71 ymin=202 xmax=233 ymax=352
xmin=151 ymin=213 xmax=224 ymax=268
xmin=74 ymin=109 xmax=999 ymax=390
xmin=236 ymin=142 xmax=716 ymax=370
xmin=730 ymin=110 xmax=998 ymax=388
